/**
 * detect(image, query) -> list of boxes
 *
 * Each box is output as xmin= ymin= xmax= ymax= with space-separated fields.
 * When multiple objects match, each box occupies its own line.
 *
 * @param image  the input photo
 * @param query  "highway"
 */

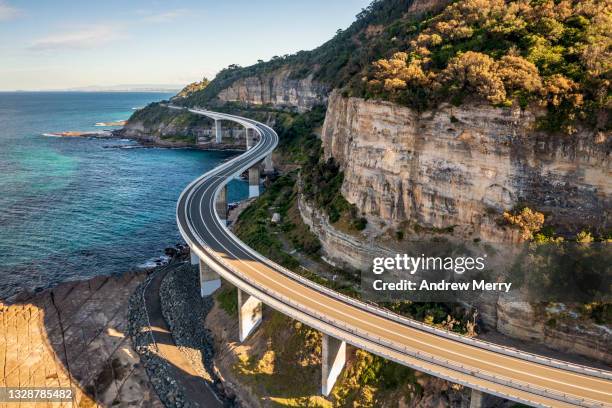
xmin=174 ymin=106 xmax=612 ymax=408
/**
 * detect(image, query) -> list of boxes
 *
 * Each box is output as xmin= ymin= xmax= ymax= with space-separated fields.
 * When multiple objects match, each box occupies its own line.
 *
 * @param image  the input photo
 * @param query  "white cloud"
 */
xmin=0 ymin=1 xmax=21 ymax=21
xmin=139 ymin=9 xmax=187 ymax=23
xmin=29 ymin=24 xmax=124 ymax=51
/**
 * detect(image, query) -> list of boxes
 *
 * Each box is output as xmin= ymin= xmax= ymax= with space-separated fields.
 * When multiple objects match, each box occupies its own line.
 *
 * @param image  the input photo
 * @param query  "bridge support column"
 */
xmin=246 ymin=127 xmax=257 ymax=150
xmin=199 ymin=260 xmax=221 ymax=297
xmin=190 ymin=250 xmax=199 ymax=266
xmin=248 ymin=165 xmax=260 ymax=198
xmin=215 ymin=119 xmax=222 ymax=143
xmin=238 ymin=288 xmax=262 ymax=342
xmin=469 ymin=389 xmax=484 ymax=408
xmin=263 ymin=154 xmax=274 ymax=175
xmin=321 ymin=334 xmax=346 ymax=396
xmin=215 ymin=184 xmax=228 ymax=225
xmin=245 ymin=127 xmax=261 ymax=196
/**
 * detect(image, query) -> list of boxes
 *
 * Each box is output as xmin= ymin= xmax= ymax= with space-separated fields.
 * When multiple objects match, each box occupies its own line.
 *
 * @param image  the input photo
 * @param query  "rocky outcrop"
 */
xmin=298 ymin=194 xmax=388 ymax=271
xmin=405 ymin=0 xmax=451 ymax=16
xmin=321 ymin=90 xmax=611 ymax=241
xmin=496 ymin=299 xmax=611 ymax=364
xmin=2 ymin=272 xmax=163 ymax=407
xmin=118 ymin=119 xmax=245 ymax=149
xmin=216 ymin=68 xmax=327 ymax=113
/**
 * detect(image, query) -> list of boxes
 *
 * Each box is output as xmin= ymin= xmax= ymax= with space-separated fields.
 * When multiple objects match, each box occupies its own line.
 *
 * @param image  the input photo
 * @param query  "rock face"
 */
xmin=1 ymin=273 xmax=163 ymax=407
xmin=406 ymin=0 xmax=452 ymax=16
xmin=496 ymin=299 xmax=611 ymax=364
xmin=299 ymin=194 xmax=389 ymax=271
xmin=216 ymin=68 xmax=328 ymax=113
xmin=321 ymin=90 xmax=611 ymax=241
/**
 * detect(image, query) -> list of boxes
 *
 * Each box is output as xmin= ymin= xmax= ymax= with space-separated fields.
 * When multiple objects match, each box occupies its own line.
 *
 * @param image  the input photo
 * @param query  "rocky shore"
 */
xmin=43 ymin=130 xmax=113 ymax=138
xmin=1 ymin=269 xmax=163 ymax=407
xmin=46 ymin=123 xmax=246 ymax=152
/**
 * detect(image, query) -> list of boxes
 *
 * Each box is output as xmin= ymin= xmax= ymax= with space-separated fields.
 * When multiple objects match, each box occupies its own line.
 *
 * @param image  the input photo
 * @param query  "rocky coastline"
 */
xmin=0 ymin=268 xmax=164 ymax=407
xmin=111 ymin=127 xmax=245 ymax=151
xmin=45 ymin=122 xmax=246 ymax=152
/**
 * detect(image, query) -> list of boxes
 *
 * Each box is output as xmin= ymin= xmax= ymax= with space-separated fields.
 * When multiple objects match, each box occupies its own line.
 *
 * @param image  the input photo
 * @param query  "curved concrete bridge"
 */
xmin=172 ymin=106 xmax=612 ymax=408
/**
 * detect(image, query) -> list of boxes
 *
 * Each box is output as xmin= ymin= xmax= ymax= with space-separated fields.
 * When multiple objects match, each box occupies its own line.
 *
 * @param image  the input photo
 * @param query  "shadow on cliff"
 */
xmin=1 ymin=271 xmax=169 ymax=407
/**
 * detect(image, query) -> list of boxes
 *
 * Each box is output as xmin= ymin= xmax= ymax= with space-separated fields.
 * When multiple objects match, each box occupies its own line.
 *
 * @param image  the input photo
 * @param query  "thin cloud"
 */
xmin=0 ymin=1 xmax=21 ymax=21
xmin=29 ymin=24 xmax=125 ymax=51
xmin=139 ymin=9 xmax=188 ymax=23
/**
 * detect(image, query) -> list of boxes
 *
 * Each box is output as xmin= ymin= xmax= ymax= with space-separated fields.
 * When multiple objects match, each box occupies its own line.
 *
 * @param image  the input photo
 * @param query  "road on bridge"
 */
xmin=174 ymin=106 xmax=612 ymax=408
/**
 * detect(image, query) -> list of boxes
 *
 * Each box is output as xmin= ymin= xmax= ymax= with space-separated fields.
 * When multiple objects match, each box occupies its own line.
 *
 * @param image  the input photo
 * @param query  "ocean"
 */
xmin=0 ymin=92 xmax=247 ymax=299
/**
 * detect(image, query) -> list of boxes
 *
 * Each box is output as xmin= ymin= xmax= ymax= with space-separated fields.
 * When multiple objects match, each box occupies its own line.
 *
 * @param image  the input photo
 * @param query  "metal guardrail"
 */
xmin=174 ymin=106 xmax=611 ymax=408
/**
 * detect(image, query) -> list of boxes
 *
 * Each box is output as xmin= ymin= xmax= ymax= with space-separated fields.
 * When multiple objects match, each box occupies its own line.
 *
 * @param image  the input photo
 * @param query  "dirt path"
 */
xmin=142 ymin=267 xmax=223 ymax=408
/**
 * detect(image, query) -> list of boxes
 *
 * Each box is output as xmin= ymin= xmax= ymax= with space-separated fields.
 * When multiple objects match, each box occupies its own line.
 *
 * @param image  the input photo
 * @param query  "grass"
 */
xmin=216 ymin=284 xmax=237 ymax=316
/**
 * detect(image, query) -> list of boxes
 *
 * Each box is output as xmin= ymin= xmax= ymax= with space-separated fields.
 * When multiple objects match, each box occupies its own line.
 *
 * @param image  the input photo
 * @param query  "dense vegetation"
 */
xmin=223 ymin=104 xmax=368 ymax=231
xmin=173 ymin=77 xmax=210 ymax=99
xmin=233 ymin=170 xmax=360 ymax=296
xmin=361 ymin=0 xmax=611 ymax=133
xmin=302 ymin=154 xmax=368 ymax=230
xmin=234 ymin=173 xmax=312 ymax=271
xmin=128 ymin=102 xmax=210 ymax=129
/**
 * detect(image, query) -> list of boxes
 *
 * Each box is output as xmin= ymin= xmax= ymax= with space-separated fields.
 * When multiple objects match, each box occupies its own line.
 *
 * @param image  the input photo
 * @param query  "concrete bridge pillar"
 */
xmin=245 ymin=127 xmax=261 ymax=197
xmin=470 ymin=389 xmax=484 ymax=408
xmin=246 ymin=127 xmax=257 ymax=150
xmin=248 ymin=165 xmax=260 ymax=198
xmin=263 ymin=154 xmax=274 ymax=175
xmin=199 ymin=260 xmax=221 ymax=297
xmin=238 ymin=288 xmax=262 ymax=342
xmin=215 ymin=184 xmax=228 ymax=225
xmin=190 ymin=251 xmax=199 ymax=266
xmin=321 ymin=334 xmax=346 ymax=396
xmin=215 ymin=119 xmax=222 ymax=143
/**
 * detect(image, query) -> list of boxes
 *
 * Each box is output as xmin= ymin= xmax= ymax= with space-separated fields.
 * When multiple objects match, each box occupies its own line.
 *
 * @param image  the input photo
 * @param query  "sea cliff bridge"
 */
xmin=171 ymin=105 xmax=612 ymax=408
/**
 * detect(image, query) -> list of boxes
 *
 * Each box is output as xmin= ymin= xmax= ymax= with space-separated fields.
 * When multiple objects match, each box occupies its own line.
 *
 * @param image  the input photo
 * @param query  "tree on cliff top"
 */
xmin=363 ymin=0 xmax=611 ymax=134
xmin=173 ymin=77 xmax=210 ymax=100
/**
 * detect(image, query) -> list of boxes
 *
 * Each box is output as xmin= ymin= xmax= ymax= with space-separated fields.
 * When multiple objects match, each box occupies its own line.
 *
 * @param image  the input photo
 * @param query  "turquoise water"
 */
xmin=0 ymin=92 xmax=247 ymax=299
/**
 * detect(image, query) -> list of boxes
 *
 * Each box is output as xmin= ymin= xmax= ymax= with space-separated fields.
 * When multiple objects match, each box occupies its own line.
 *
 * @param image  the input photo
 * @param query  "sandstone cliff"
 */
xmin=2 ymin=273 xmax=162 ymax=407
xmin=495 ymin=299 xmax=611 ymax=364
xmin=321 ymin=90 xmax=610 ymax=242
xmin=215 ymin=68 xmax=328 ymax=113
xmin=298 ymin=91 xmax=610 ymax=364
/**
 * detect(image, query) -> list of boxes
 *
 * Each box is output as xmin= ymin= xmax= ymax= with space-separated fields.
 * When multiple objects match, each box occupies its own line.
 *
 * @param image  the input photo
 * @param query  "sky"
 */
xmin=0 ymin=0 xmax=372 ymax=91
